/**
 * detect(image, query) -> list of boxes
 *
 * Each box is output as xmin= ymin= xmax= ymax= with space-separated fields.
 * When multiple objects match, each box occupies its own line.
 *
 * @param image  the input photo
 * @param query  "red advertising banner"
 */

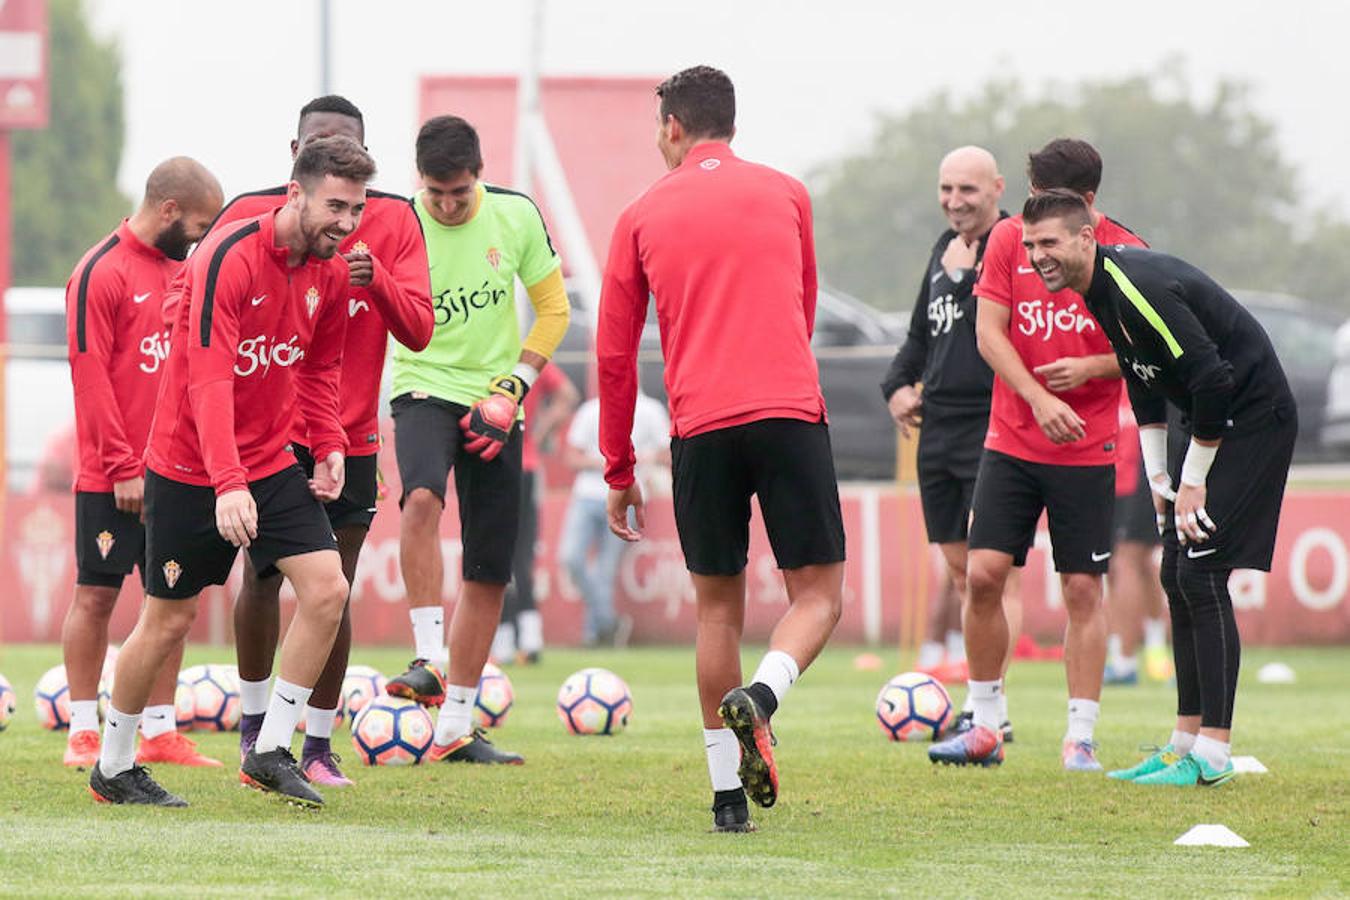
xmin=0 ymin=0 xmax=49 ymax=130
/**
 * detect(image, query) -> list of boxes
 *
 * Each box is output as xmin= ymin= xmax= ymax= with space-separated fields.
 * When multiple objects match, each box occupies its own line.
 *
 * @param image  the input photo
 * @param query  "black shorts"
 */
xmin=916 ymin=410 xmax=988 ymax=544
xmin=670 ymin=417 xmax=846 ymax=576
xmin=293 ymin=444 xmax=379 ymax=530
xmin=1114 ymin=460 xmax=1162 ymax=547
xmin=390 ymin=393 xmax=521 ymax=584
xmin=1162 ymin=409 xmax=1297 ymax=572
xmin=75 ymin=492 xmax=146 ymax=588
xmin=144 ymin=466 xmax=338 ymax=600
xmin=968 ymin=449 xmax=1115 ymax=574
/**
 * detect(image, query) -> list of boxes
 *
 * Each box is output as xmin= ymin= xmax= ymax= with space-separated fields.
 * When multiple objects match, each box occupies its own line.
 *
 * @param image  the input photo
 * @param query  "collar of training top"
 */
xmin=681 ymin=141 xmax=735 ymax=170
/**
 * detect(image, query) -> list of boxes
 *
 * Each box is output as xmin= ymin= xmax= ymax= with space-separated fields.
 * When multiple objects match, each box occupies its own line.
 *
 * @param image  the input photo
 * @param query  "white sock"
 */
xmin=239 ymin=677 xmax=271 ymax=716
xmin=703 ymin=727 xmax=742 ymax=791
xmin=1192 ymin=734 xmax=1231 ymax=770
xmin=490 ymin=623 xmax=516 ymax=662
xmin=255 ymin=678 xmax=312 ymax=754
xmin=1169 ymin=729 xmax=1196 ymax=755
xmin=305 ymin=705 xmax=337 ymax=740
xmin=917 ymin=641 xmax=944 ymax=669
xmin=69 ymin=699 xmax=100 ymax=735
xmin=945 ymin=630 xmax=966 ymax=662
xmin=1144 ymin=618 xmax=1167 ymax=648
xmin=968 ymin=679 xmax=1002 ymax=733
xmin=750 ymin=650 xmax=799 ymax=706
xmin=410 ymin=606 xmax=445 ymax=662
xmin=98 ymin=705 xmax=141 ymax=777
xmin=140 ymin=704 xmax=176 ymax=739
xmin=1106 ymin=633 xmax=1124 ymax=665
xmin=517 ymin=610 xmax=544 ymax=654
xmin=1065 ymin=698 xmax=1100 ymax=743
xmin=961 ymin=691 xmax=974 ymax=714
xmin=998 ymin=692 xmax=1009 ymax=725
xmin=1115 ymin=654 xmax=1139 ymax=675
xmin=433 ymin=683 xmax=476 ymax=745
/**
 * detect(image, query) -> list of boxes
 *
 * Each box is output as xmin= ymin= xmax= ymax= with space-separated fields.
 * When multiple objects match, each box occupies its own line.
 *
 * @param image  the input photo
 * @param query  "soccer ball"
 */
xmin=350 ymin=696 xmax=434 ymax=765
xmin=0 ymin=673 xmax=15 ymax=731
xmin=182 ymin=663 xmax=241 ymax=732
xmin=875 ymin=672 xmax=953 ymax=742
xmin=341 ymin=665 xmax=386 ymax=721
xmin=174 ymin=678 xmax=196 ymax=731
xmin=556 ymin=668 xmax=633 ymax=736
xmin=474 ymin=662 xmax=514 ymax=729
xmin=33 ymin=664 xmax=108 ymax=730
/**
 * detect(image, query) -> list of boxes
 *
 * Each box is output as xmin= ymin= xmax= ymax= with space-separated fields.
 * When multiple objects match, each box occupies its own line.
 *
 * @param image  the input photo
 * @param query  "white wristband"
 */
xmin=1180 ymin=439 xmax=1218 ymax=487
xmin=1138 ymin=427 xmax=1168 ymax=484
xmin=511 ymin=361 xmax=539 ymax=388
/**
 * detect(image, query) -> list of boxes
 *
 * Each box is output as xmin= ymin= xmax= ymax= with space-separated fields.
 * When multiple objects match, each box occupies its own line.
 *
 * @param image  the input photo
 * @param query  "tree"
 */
xmin=11 ymin=0 xmax=130 ymax=286
xmin=811 ymin=68 xmax=1350 ymax=313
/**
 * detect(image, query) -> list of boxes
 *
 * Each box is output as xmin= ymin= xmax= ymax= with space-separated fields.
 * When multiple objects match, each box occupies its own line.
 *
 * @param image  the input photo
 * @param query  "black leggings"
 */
xmin=1160 ymin=546 xmax=1241 ymax=729
xmin=501 ymin=470 xmax=539 ymax=624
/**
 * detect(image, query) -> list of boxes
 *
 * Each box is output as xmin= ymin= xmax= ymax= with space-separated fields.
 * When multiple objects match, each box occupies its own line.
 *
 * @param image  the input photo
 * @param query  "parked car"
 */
xmin=553 ymin=284 xmax=905 ymax=480
xmin=1320 ymin=319 xmax=1350 ymax=454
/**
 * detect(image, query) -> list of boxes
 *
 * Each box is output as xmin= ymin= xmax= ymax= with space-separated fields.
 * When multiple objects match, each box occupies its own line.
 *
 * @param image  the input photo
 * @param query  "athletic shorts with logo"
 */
xmin=143 ymin=465 xmax=338 ymax=599
xmin=1161 ymin=407 xmax=1297 ymax=572
xmin=671 ymin=417 xmax=846 ymax=576
xmin=1114 ymin=458 xmax=1162 ymax=546
xmin=390 ymin=392 xmax=521 ymax=584
xmin=292 ymin=443 xmax=379 ymax=530
xmin=968 ymin=449 xmax=1115 ymax=573
xmin=75 ymin=492 xmax=146 ymax=588
xmin=917 ymin=408 xmax=988 ymax=544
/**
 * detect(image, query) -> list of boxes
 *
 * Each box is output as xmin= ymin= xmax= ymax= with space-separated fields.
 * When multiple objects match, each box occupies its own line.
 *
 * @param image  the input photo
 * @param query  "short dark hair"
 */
xmin=1027 ymin=138 xmax=1102 ymax=196
xmin=1022 ymin=188 xmax=1093 ymax=230
xmin=416 ymin=115 xmax=483 ymax=179
xmin=291 ymin=134 xmax=376 ymax=187
xmin=298 ymin=95 xmax=364 ymax=136
xmin=656 ymin=66 xmax=735 ymax=139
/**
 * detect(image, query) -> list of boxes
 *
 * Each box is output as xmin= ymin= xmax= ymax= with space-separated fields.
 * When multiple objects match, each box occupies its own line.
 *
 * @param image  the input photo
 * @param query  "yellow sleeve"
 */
xmin=521 ymin=267 xmax=570 ymax=360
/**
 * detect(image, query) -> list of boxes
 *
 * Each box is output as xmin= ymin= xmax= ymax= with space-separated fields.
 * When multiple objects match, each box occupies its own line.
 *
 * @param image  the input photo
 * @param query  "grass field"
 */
xmin=0 ymin=643 xmax=1346 ymax=898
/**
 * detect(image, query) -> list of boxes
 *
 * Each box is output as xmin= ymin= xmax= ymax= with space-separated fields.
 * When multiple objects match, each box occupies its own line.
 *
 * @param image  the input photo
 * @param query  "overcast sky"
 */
xmin=89 ymin=0 xmax=1347 ymax=218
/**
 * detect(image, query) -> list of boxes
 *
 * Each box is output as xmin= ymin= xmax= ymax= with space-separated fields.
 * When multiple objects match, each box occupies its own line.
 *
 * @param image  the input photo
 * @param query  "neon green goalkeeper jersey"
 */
xmin=391 ymin=183 xmax=560 ymax=407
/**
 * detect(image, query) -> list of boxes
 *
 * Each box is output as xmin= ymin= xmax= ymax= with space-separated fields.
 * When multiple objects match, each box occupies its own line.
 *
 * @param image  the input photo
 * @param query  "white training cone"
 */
xmin=1231 ymin=756 xmax=1268 ymax=774
xmin=1174 ymin=825 xmax=1250 ymax=847
xmin=1256 ymin=662 xmax=1296 ymax=684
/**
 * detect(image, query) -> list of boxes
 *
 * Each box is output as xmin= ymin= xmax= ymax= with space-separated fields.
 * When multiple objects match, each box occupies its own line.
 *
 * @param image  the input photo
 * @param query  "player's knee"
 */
xmin=147 ymin=600 xmax=198 ymax=644
xmin=1061 ymin=574 xmax=1103 ymax=617
xmin=1173 ymin=563 xmax=1228 ymax=613
xmin=402 ymin=489 xmax=442 ymax=529
xmin=301 ymin=573 xmax=350 ymax=622
xmin=966 ymin=562 xmax=1005 ymax=608
xmin=72 ymin=585 xmax=120 ymax=621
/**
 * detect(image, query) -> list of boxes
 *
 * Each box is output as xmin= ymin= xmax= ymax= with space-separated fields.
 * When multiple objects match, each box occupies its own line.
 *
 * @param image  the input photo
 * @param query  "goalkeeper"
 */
xmin=385 ymin=115 xmax=569 ymax=764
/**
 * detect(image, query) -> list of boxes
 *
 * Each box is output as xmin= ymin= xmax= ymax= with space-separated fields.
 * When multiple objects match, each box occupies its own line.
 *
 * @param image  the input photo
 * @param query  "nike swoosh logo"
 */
xmin=448 ymin=697 xmax=468 ymax=705
xmin=250 ymin=295 xmax=267 ymax=306
xmin=1198 ymin=769 xmax=1233 ymax=786
xmin=1187 ymin=547 xmax=1218 ymax=558
xmin=278 ymin=694 xmax=297 ymax=706
xmin=1017 ymin=266 xmax=1037 ymax=275
xmin=150 ymin=714 xmax=168 ymax=720
xmin=1091 ymin=551 xmax=1112 ymax=562
xmin=132 ymin=292 xmax=151 ymax=304
xmin=930 ymin=272 xmax=943 ymax=284
xmin=110 ymin=721 xmax=118 ymax=727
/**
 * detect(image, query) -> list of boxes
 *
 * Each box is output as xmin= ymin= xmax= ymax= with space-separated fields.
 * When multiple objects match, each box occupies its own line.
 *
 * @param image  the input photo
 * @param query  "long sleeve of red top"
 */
xmin=364 ymin=202 xmax=434 ymax=351
xmin=185 ymin=250 xmax=251 ymax=495
xmin=596 ymin=202 xmax=649 ymax=490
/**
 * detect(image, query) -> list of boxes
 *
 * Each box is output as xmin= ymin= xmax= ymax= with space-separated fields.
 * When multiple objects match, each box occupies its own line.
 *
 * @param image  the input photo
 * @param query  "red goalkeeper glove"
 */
xmin=459 ymin=374 xmax=529 ymax=461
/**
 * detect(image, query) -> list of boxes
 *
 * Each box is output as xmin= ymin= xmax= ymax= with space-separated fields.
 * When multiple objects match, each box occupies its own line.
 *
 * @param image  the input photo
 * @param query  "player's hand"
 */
xmin=886 ymin=385 xmax=923 ymax=438
xmin=113 ymin=475 xmax=144 ymax=517
xmin=460 ymin=374 xmax=529 ymax=461
xmin=607 ymin=483 xmax=646 ymax=542
xmin=940 ymin=234 xmax=978 ymax=279
xmin=343 ymin=250 xmax=374 ymax=287
xmin=1031 ymin=393 xmax=1086 ymax=444
xmin=215 ymin=489 xmax=258 ymax=548
xmin=1173 ymin=482 xmax=1217 ymax=545
xmin=1033 ymin=357 xmax=1093 ymax=393
xmin=1149 ymin=477 xmax=1172 ymax=535
xmin=309 ymin=452 xmax=346 ymax=502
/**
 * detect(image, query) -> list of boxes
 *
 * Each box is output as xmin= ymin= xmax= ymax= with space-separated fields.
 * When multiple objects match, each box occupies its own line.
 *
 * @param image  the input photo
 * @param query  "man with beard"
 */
xmin=61 ymin=157 xmax=223 ymax=770
xmin=89 ymin=136 xmax=373 ymax=807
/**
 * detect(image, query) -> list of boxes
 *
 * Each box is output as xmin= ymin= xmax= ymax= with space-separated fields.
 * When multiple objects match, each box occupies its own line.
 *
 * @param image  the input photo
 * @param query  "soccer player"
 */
xmin=61 ymin=157 xmax=224 ymax=770
xmin=929 ymin=139 xmax=1144 ymax=771
xmin=600 ymin=66 xmax=845 ymax=833
xmin=384 ymin=115 xmax=570 ymax=764
xmin=216 ymin=96 xmax=434 ymax=787
xmin=1019 ymin=189 xmax=1297 ymax=786
xmin=88 ymin=136 xmax=376 ymax=807
xmin=880 ymin=146 xmax=1021 ymax=737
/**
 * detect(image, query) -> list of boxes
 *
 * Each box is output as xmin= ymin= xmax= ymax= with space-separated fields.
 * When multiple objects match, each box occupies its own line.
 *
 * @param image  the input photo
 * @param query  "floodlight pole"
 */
xmin=318 ymin=0 xmax=332 ymax=94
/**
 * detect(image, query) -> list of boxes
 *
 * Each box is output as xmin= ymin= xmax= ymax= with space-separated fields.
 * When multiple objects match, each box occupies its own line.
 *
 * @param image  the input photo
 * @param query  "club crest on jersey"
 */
xmin=486 ymin=247 xmax=501 ymax=271
xmin=351 ymin=240 xmax=369 ymax=255
xmin=162 ymin=560 xmax=182 ymax=589
xmin=305 ymin=286 xmax=321 ymax=318
xmin=96 ymin=530 xmax=115 ymax=560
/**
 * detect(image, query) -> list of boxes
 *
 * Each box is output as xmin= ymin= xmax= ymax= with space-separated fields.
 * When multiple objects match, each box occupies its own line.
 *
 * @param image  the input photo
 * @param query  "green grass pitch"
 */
xmin=0 ymin=644 xmax=1345 ymax=897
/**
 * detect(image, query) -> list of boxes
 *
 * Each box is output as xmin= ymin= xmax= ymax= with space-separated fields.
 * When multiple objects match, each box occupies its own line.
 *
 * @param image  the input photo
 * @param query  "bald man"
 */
xmin=880 ymin=147 xmax=1020 ymax=739
xmin=61 ymin=157 xmax=223 ymax=769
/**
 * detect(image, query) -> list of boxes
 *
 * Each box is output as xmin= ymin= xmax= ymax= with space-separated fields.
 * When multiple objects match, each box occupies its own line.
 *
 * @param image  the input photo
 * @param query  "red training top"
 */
xmin=1114 ymin=390 xmax=1141 ymax=497
xmin=146 ymin=211 xmax=350 ymax=494
xmin=597 ymin=142 xmax=825 ymax=489
xmin=974 ymin=213 xmax=1145 ymax=466
xmin=199 ymin=187 xmax=433 ymax=455
xmin=65 ymin=219 xmax=178 ymax=492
